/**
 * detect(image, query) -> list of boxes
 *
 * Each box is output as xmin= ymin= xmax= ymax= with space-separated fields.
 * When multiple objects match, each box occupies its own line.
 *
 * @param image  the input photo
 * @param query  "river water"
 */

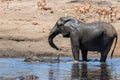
xmin=0 ymin=57 xmax=120 ymax=80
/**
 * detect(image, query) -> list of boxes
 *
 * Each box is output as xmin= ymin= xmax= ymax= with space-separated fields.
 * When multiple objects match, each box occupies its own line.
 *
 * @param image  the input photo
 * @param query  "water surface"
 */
xmin=0 ymin=57 xmax=120 ymax=80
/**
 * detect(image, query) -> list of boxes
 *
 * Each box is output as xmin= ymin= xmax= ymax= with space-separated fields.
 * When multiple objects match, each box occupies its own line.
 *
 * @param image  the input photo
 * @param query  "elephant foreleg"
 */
xmin=71 ymin=43 xmax=79 ymax=61
xmin=81 ymin=49 xmax=88 ymax=61
xmin=72 ymin=46 xmax=79 ymax=61
xmin=70 ymin=35 xmax=80 ymax=61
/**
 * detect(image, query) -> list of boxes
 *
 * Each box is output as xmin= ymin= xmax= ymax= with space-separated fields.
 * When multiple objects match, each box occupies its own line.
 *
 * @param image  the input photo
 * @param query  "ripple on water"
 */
xmin=0 ymin=57 xmax=120 ymax=80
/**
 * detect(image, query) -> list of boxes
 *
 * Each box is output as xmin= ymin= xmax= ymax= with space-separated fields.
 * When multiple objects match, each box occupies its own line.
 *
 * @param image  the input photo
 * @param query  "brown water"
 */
xmin=0 ymin=57 xmax=120 ymax=80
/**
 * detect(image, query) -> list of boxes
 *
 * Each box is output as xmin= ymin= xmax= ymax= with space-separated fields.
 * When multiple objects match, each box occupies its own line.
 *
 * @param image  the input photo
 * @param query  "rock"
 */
xmin=32 ymin=22 xmax=38 ymax=25
xmin=117 ymin=17 xmax=120 ymax=20
xmin=50 ymin=11 xmax=54 ymax=14
xmin=16 ymin=75 xmax=38 ymax=80
xmin=26 ymin=75 xmax=38 ymax=80
xmin=24 ymin=56 xmax=60 ymax=63
xmin=24 ymin=56 xmax=40 ymax=62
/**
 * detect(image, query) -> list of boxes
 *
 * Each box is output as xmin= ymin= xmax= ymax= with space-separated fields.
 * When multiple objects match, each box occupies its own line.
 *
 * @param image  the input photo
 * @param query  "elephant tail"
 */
xmin=111 ymin=35 xmax=118 ymax=59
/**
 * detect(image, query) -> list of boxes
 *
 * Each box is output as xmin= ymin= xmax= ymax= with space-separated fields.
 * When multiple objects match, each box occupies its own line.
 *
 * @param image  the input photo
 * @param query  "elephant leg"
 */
xmin=81 ymin=49 xmax=88 ymax=61
xmin=100 ymin=42 xmax=113 ymax=62
xmin=71 ymin=43 xmax=79 ymax=61
xmin=70 ymin=34 xmax=80 ymax=61
xmin=100 ymin=52 xmax=108 ymax=62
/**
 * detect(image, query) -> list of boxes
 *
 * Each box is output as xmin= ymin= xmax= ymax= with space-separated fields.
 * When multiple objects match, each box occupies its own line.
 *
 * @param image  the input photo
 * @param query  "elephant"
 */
xmin=48 ymin=16 xmax=118 ymax=62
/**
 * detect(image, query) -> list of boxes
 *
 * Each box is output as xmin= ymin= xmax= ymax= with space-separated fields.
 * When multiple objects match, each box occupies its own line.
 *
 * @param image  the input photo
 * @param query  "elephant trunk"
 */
xmin=48 ymin=28 xmax=60 ymax=50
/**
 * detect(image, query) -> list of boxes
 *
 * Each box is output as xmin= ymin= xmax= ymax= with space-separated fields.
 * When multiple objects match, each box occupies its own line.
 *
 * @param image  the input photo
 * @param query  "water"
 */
xmin=0 ymin=57 xmax=120 ymax=80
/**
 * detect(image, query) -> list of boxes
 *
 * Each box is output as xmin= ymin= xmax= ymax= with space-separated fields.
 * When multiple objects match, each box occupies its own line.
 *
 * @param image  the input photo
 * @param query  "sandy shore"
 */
xmin=0 ymin=0 xmax=120 ymax=58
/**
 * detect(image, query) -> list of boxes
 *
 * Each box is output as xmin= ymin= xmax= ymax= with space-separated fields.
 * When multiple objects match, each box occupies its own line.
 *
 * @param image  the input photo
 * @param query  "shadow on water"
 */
xmin=71 ymin=63 xmax=111 ymax=80
xmin=0 ymin=57 xmax=120 ymax=80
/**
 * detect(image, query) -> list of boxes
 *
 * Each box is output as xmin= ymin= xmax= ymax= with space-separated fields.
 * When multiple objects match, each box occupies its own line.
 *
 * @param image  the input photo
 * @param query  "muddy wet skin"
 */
xmin=0 ymin=58 xmax=120 ymax=80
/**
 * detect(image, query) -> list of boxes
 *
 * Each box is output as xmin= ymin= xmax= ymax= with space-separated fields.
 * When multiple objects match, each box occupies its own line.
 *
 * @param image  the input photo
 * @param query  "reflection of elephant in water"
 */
xmin=71 ymin=63 xmax=112 ymax=80
xmin=48 ymin=16 xmax=118 ymax=62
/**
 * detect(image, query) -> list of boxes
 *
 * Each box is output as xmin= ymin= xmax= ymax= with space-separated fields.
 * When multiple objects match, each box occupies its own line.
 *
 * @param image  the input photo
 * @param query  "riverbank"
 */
xmin=0 ymin=0 xmax=120 ymax=58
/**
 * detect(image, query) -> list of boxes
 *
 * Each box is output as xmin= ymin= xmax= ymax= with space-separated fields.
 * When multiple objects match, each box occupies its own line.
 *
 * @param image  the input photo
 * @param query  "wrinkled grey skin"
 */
xmin=48 ymin=16 xmax=118 ymax=62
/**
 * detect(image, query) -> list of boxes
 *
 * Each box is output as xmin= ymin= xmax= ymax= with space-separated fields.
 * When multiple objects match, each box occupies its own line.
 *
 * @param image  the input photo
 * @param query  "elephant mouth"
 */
xmin=63 ymin=33 xmax=70 ymax=38
xmin=63 ymin=34 xmax=70 ymax=38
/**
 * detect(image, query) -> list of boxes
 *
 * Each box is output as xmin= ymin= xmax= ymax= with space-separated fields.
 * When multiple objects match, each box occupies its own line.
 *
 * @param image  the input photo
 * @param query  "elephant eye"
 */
xmin=57 ymin=24 xmax=63 ymax=28
xmin=59 ymin=24 xmax=63 ymax=26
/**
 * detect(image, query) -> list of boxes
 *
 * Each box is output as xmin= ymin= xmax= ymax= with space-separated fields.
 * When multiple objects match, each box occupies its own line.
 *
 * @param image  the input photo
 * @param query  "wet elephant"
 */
xmin=48 ymin=16 xmax=118 ymax=62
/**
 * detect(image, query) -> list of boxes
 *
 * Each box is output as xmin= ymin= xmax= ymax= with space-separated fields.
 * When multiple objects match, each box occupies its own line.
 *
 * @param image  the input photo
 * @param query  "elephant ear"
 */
xmin=56 ymin=17 xmax=76 ymax=28
xmin=63 ymin=18 xmax=78 ymax=30
xmin=57 ymin=16 xmax=80 ymax=29
xmin=63 ymin=17 xmax=78 ymax=24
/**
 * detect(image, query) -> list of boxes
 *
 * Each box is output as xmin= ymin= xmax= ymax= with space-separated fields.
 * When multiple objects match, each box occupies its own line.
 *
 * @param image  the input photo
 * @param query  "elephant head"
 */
xmin=48 ymin=16 xmax=79 ymax=50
